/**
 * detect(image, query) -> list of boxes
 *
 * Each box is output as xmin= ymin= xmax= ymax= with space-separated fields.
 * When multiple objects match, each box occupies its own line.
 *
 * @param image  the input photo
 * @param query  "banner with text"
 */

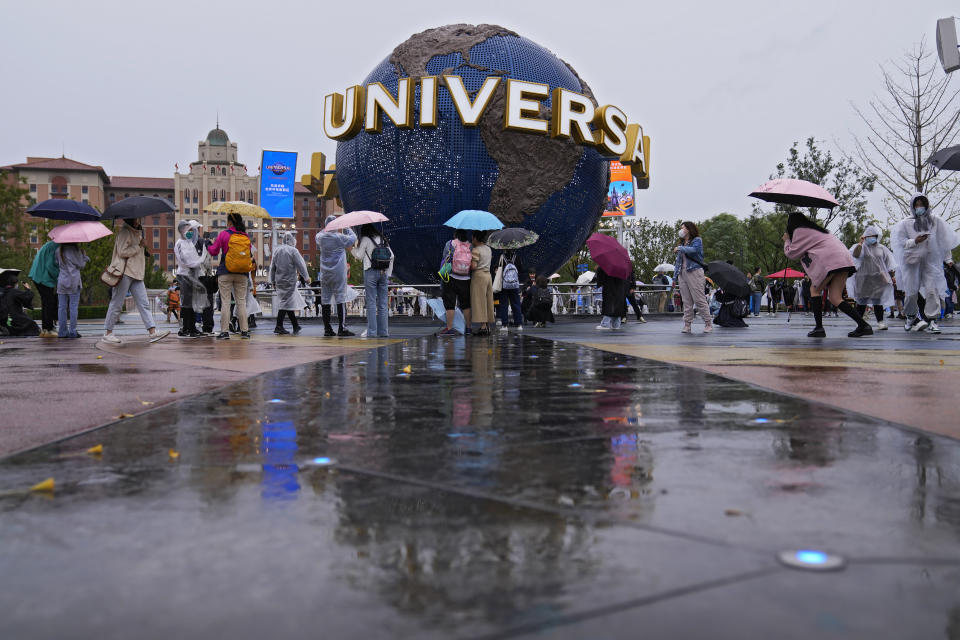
xmin=603 ymin=161 xmax=635 ymax=217
xmin=259 ymin=150 xmax=298 ymax=218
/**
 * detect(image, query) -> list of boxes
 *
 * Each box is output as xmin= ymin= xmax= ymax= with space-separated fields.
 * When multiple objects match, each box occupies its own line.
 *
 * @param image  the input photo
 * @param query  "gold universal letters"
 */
xmin=365 ymin=78 xmax=416 ymax=133
xmin=319 ymin=76 xmax=650 ymax=188
xmin=323 ymin=85 xmax=365 ymax=140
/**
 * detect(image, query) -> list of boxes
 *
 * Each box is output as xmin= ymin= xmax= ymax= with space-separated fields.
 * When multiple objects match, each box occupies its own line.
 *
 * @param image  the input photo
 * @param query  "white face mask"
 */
xmin=679 ymin=228 xmax=688 ymax=239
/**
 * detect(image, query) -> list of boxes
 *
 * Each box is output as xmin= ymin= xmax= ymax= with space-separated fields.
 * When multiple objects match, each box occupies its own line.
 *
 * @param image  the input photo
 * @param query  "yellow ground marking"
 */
xmin=579 ymin=343 xmax=960 ymax=372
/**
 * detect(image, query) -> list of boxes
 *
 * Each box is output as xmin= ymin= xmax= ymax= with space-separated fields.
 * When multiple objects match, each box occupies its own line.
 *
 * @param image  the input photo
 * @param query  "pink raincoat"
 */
xmin=783 ymin=227 xmax=855 ymax=288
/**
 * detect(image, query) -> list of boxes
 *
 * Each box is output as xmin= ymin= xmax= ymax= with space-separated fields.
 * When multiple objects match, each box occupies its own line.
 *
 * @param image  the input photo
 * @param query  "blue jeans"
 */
xmin=600 ymin=316 xmax=622 ymax=329
xmin=497 ymin=288 xmax=523 ymax=325
xmin=749 ymin=292 xmax=762 ymax=315
xmin=58 ymin=292 xmax=80 ymax=337
xmin=364 ymin=269 xmax=389 ymax=337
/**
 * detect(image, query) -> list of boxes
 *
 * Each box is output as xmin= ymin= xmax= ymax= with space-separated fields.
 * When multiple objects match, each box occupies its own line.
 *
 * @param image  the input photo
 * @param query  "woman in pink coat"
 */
xmin=783 ymin=212 xmax=872 ymax=338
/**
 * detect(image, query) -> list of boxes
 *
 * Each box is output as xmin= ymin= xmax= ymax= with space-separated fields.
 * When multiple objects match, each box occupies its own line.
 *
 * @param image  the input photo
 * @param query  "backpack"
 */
xmin=370 ymin=237 xmax=392 ymax=271
xmin=224 ymin=230 xmax=253 ymax=273
xmin=535 ymin=286 xmax=552 ymax=307
xmin=451 ymin=240 xmax=472 ymax=276
xmin=502 ymin=261 xmax=520 ymax=289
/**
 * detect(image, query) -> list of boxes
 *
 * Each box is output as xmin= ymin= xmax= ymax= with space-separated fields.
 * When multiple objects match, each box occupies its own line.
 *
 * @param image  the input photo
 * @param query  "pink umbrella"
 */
xmin=48 ymin=221 xmax=112 ymax=243
xmin=323 ymin=210 xmax=388 ymax=231
xmin=749 ymin=178 xmax=839 ymax=209
xmin=585 ymin=233 xmax=632 ymax=280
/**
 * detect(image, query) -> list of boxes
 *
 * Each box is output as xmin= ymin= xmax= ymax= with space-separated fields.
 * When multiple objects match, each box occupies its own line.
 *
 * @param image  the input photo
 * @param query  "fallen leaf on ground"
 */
xmin=168 ymin=449 xmax=180 ymax=460
xmin=724 ymin=508 xmax=745 ymax=517
xmin=402 ymin=365 xmax=412 ymax=374
xmin=30 ymin=478 xmax=54 ymax=492
xmin=96 ymin=355 xmax=103 ymax=359
xmin=137 ymin=398 xmax=154 ymax=406
xmin=115 ymin=413 xmax=135 ymax=419
xmin=169 ymin=387 xmax=177 ymax=393
xmin=86 ymin=444 xmax=103 ymax=455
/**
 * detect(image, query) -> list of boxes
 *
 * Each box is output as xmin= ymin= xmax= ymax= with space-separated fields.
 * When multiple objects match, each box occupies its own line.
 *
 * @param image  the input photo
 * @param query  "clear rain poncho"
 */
xmin=316 ymin=216 xmax=356 ymax=304
xmin=174 ymin=220 xmax=209 ymax=313
xmin=269 ymin=231 xmax=309 ymax=311
xmin=891 ymin=193 xmax=960 ymax=299
xmin=847 ymin=224 xmax=897 ymax=306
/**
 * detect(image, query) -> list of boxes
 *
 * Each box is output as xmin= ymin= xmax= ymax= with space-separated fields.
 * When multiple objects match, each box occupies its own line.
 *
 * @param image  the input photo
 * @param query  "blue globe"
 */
xmin=335 ymin=24 xmax=609 ymax=285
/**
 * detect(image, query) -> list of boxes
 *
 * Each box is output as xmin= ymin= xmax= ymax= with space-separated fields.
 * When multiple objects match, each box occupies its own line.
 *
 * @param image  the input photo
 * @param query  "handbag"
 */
xmin=492 ymin=256 xmax=504 ymax=293
xmin=101 ymin=259 xmax=127 ymax=287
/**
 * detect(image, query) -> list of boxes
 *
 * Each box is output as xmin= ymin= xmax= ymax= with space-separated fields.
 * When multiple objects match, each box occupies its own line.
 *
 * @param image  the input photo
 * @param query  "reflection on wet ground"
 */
xmin=1 ymin=334 xmax=959 ymax=638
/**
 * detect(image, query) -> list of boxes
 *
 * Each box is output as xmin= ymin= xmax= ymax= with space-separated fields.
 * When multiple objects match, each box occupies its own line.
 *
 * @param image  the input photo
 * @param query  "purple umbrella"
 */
xmin=585 ymin=233 xmax=631 ymax=280
xmin=749 ymin=178 xmax=839 ymax=209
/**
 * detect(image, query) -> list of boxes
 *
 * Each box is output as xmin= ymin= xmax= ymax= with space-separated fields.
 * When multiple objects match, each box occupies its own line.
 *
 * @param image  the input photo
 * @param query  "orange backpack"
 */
xmin=224 ymin=230 xmax=253 ymax=273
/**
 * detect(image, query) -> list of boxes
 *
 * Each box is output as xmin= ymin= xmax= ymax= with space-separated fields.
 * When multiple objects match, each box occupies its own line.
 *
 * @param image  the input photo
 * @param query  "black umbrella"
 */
xmin=488 ymin=227 xmax=539 ymax=249
xmin=27 ymin=199 xmax=101 ymax=221
xmin=102 ymin=196 xmax=176 ymax=220
xmin=927 ymin=145 xmax=960 ymax=171
xmin=700 ymin=260 xmax=751 ymax=298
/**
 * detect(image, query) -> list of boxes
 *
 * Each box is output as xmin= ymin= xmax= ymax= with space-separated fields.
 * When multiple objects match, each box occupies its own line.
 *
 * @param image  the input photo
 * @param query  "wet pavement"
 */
xmin=2 ymin=330 xmax=959 ymax=638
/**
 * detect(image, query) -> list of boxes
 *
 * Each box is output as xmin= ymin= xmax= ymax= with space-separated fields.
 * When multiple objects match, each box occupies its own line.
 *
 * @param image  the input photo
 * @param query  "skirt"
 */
xmin=470 ymin=269 xmax=495 ymax=323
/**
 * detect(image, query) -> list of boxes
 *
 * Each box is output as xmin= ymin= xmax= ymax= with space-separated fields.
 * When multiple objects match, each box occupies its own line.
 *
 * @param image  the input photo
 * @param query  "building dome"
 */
xmin=206 ymin=128 xmax=229 ymax=146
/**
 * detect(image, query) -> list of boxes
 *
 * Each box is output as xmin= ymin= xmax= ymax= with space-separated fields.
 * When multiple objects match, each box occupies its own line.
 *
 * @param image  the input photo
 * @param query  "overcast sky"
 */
xmin=1 ymin=0 xmax=956 ymax=221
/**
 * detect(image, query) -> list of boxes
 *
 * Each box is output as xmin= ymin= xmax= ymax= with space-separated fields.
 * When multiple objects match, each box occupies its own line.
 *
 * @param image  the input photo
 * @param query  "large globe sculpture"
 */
xmin=335 ymin=24 xmax=609 ymax=284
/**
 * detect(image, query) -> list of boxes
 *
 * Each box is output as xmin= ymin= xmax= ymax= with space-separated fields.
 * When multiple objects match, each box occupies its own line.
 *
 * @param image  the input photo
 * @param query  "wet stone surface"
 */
xmin=1 ymin=334 xmax=959 ymax=638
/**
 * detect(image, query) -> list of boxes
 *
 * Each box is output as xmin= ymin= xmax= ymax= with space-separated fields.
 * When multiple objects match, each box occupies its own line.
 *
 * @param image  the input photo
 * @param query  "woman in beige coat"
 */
xmin=470 ymin=230 xmax=495 ymax=335
xmin=102 ymin=218 xmax=169 ymax=344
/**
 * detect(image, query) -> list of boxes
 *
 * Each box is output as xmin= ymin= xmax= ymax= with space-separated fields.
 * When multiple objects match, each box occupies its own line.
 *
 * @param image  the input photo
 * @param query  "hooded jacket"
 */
xmin=848 ymin=224 xmax=897 ymax=305
xmin=175 ymin=220 xmax=204 ymax=277
xmin=28 ymin=241 xmax=60 ymax=288
xmin=783 ymin=226 xmax=855 ymax=288
xmin=269 ymin=232 xmax=310 ymax=311
xmin=891 ymin=193 xmax=959 ymax=297
xmin=109 ymin=220 xmax=146 ymax=281
xmin=316 ymin=216 xmax=356 ymax=304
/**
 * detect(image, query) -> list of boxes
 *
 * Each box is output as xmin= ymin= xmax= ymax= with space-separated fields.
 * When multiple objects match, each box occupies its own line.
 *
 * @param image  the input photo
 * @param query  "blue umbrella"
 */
xmin=27 ymin=199 xmax=101 ymax=221
xmin=102 ymin=196 xmax=175 ymax=220
xmin=442 ymin=209 xmax=504 ymax=231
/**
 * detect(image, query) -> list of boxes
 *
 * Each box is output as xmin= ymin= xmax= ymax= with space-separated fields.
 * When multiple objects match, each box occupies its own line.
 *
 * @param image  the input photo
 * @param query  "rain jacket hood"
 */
xmin=891 ymin=192 xmax=959 ymax=298
xmin=270 ymin=231 xmax=309 ymax=311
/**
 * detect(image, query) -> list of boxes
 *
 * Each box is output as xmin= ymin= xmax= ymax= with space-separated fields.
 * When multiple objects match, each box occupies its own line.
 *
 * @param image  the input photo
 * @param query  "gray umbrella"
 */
xmin=102 ymin=196 xmax=176 ymax=220
xmin=487 ymin=228 xmax=539 ymax=250
xmin=927 ymin=145 xmax=960 ymax=171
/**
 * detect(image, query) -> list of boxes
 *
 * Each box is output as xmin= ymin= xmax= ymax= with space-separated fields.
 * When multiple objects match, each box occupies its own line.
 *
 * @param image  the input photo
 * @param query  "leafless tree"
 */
xmin=851 ymin=40 xmax=960 ymax=224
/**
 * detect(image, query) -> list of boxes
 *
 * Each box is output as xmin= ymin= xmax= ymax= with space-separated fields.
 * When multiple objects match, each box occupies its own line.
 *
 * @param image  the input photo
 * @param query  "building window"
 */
xmin=124 ymin=193 xmax=130 ymax=199
xmin=220 ymin=189 xmax=226 ymax=201
xmin=167 ymin=253 xmax=174 ymax=264
xmin=30 ymin=235 xmax=38 ymax=244
xmin=192 ymin=189 xmax=198 ymax=203
xmin=210 ymin=167 xmax=215 ymax=175
xmin=153 ymin=241 xmax=160 ymax=249
xmin=238 ymin=190 xmax=244 ymax=201
xmin=82 ymin=185 xmax=88 ymax=194
xmin=152 ymin=216 xmax=160 ymax=225
xmin=82 ymin=198 xmax=88 ymax=205
xmin=153 ymin=254 xmax=160 ymax=262
xmin=167 ymin=229 xmax=174 ymax=239
xmin=109 ymin=193 xmax=115 ymax=202
xmin=193 ymin=208 xmax=198 ymax=215
xmin=29 ymin=184 xmax=36 ymax=192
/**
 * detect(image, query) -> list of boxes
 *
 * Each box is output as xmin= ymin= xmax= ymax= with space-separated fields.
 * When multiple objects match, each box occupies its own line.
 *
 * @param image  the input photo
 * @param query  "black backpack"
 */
xmin=370 ymin=237 xmax=392 ymax=270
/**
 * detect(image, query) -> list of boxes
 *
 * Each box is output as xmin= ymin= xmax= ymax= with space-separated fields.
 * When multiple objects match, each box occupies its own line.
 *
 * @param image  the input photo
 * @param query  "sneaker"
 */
xmin=681 ymin=326 xmax=692 ymax=334
xmin=437 ymin=328 xmax=458 ymax=336
xmin=848 ymin=325 xmax=873 ymax=338
xmin=911 ymin=319 xmax=929 ymax=332
xmin=338 ymin=328 xmax=355 ymax=337
xmin=240 ymin=331 xmax=250 ymax=339
xmin=323 ymin=329 xmax=336 ymax=337
xmin=596 ymin=325 xmax=612 ymax=330
xmin=703 ymin=325 xmax=713 ymax=334
xmin=499 ymin=325 xmax=509 ymax=332
xmin=217 ymin=332 xmax=230 ymax=340
xmin=292 ymin=327 xmax=302 ymax=335
xmin=149 ymin=330 xmax=170 ymax=343
xmin=877 ymin=323 xmax=888 ymax=331
xmin=515 ymin=324 xmax=523 ymax=331
xmin=102 ymin=334 xmax=122 ymax=344
xmin=178 ymin=332 xmax=198 ymax=339
xmin=638 ymin=317 xmax=647 ymax=323
xmin=929 ymin=321 xmax=941 ymax=334
xmin=464 ymin=328 xmax=472 ymax=336
xmin=274 ymin=326 xmax=290 ymax=335
xmin=535 ymin=322 xmax=546 ymax=328
xmin=807 ymin=327 xmax=826 ymax=337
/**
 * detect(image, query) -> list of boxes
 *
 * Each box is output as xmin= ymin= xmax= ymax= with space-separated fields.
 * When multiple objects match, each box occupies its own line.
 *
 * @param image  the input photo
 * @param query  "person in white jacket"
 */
xmin=848 ymin=224 xmax=897 ymax=331
xmin=269 ymin=232 xmax=309 ymax=335
xmin=174 ymin=220 xmax=207 ymax=338
xmin=891 ymin=193 xmax=959 ymax=333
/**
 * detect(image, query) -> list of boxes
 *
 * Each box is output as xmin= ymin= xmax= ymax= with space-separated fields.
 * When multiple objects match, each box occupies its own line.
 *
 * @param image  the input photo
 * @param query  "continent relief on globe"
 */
xmin=389 ymin=24 xmax=604 ymax=225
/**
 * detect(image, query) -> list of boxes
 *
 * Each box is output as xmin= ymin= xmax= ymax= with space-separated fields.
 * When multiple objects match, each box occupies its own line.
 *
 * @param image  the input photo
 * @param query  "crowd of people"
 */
xmin=3 ymin=192 xmax=958 ymax=341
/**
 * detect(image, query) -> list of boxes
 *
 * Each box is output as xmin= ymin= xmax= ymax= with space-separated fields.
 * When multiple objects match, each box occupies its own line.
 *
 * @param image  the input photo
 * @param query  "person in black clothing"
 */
xmin=520 ymin=267 xmax=537 ymax=321
xmin=595 ymin=267 xmax=628 ymax=330
xmin=622 ymin=268 xmax=647 ymax=324
xmin=526 ymin=275 xmax=555 ymax=327
xmin=0 ymin=269 xmax=40 ymax=336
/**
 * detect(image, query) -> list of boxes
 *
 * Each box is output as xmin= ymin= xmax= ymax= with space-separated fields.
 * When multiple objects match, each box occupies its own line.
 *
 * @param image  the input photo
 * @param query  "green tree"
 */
xmin=143 ymin=255 xmax=170 ymax=288
xmin=79 ymin=235 xmax=116 ymax=304
xmin=0 ymin=171 xmax=38 ymax=275
xmin=758 ymin=137 xmax=875 ymax=231
xmin=623 ymin=217 xmax=681 ymax=281
xmin=743 ymin=211 xmax=792 ymax=274
xmin=698 ymin=213 xmax=747 ymax=268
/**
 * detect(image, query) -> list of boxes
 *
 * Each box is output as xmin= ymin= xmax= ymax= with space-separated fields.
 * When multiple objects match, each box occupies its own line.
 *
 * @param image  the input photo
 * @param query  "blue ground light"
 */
xmin=777 ymin=549 xmax=846 ymax=571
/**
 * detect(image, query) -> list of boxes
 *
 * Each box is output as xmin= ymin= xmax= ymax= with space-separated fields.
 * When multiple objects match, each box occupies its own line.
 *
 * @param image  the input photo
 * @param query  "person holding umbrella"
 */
xmin=673 ymin=221 xmax=713 ymax=334
xmin=102 ymin=218 xmax=170 ymax=344
xmin=55 ymin=242 xmax=89 ymax=338
xmin=783 ymin=212 xmax=872 ymax=338
xmin=351 ymin=223 xmax=394 ymax=338
xmin=595 ymin=266 xmax=628 ymax=330
xmin=316 ymin=215 xmax=357 ymax=337
xmin=28 ymin=240 xmax=60 ymax=337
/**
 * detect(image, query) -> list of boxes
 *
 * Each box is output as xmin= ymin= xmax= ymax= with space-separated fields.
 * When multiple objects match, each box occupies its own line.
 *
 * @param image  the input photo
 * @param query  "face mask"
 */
xmin=865 ymin=237 xmax=878 ymax=246
xmin=679 ymin=228 xmax=687 ymax=239
xmin=185 ymin=231 xmax=194 ymax=239
xmin=914 ymin=206 xmax=927 ymax=216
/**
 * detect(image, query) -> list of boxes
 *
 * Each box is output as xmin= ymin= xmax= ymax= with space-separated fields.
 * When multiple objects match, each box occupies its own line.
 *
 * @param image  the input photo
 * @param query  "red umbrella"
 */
xmin=766 ymin=268 xmax=805 ymax=279
xmin=585 ymin=233 xmax=631 ymax=280
xmin=749 ymin=178 xmax=839 ymax=209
